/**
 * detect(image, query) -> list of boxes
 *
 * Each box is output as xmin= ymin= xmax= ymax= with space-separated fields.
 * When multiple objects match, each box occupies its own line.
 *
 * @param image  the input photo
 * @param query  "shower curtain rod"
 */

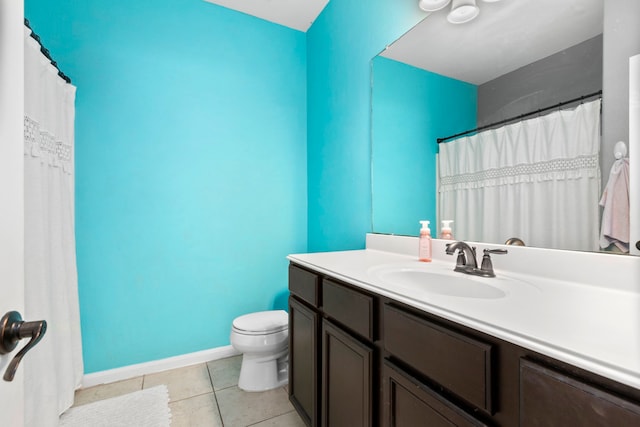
xmin=437 ymin=90 xmax=602 ymax=144
xmin=24 ymin=18 xmax=71 ymax=84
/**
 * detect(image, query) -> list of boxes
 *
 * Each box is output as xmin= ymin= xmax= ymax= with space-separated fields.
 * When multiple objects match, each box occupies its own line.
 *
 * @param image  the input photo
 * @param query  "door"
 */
xmin=322 ymin=319 xmax=373 ymax=427
xmin=289 ymin=296 xmax=319 ymax=427
xmin=0 ymin=0 xmax=26 ymax=425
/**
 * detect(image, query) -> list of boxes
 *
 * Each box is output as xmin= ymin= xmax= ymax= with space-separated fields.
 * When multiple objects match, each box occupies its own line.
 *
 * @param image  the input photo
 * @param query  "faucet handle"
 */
xmin=479 ymin=249 xmax=508 ymax=277
xmin=484 ymin=249 xmax=507 ymax=255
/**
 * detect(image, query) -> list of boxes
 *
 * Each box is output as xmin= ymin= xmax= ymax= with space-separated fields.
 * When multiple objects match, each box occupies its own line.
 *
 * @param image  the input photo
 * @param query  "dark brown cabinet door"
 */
xmin=382 ymin=361 xmax=488 ymax=427
xmin=322 ymin=319 xmax=373 ymax=427
xmin=520 ymin=359 xmax=640 ymax=426
xmin=289 ymin=296 xmax=320 ymax=427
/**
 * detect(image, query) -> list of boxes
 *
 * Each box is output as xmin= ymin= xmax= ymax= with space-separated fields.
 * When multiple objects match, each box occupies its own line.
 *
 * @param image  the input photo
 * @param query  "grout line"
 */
xmin=166 ymin=390 xmax=215 ymax=404
xmin=213 ymin=383 xmax=237 ymax=392
xmin=206 ymin=361 xmax=226 ymax=426
xmin=244 ymin=409 xmax=298 ymax=426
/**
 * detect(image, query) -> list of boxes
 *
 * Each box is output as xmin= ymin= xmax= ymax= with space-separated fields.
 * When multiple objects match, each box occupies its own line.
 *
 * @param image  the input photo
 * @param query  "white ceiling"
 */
xmin=381 ymin=0 xmax=604 ymax=85
xmin=202 ymin=0 xmax=603 ymax=85
xmin=203 ymin=0 xmax=329 ymax=32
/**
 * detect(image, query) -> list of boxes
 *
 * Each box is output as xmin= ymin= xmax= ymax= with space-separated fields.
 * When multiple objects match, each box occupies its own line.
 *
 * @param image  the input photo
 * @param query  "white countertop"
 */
xmin=288 ymin=234 xmax=640 ymax=390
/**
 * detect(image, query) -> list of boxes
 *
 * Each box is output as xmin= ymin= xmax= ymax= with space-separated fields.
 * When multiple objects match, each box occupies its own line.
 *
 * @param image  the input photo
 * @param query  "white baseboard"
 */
xmin=81 ymin=345 xmax=240 ymax=389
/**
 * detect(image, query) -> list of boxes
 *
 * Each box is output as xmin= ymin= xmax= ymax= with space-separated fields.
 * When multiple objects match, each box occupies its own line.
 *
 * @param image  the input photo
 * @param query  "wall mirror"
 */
xmin=371 ymin=0 xmax=639 ymax=255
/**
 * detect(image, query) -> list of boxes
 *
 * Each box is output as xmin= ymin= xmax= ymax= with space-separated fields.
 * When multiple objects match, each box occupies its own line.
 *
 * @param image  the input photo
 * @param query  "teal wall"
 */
xmin=371 ymin=57 xmax=477 ymax=236
xmin=306 ymin=0 xmax=424 ymax=251
xmin=25 ymin=0 xmax=307 ymax=373
xmin=24 ymin=0 xmax=456 ymax=373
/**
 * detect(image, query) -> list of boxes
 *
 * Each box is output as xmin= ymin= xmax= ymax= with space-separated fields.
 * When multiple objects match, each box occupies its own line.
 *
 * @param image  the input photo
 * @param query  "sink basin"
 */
xmin=368 ymin=264 xmax=507 ymax=299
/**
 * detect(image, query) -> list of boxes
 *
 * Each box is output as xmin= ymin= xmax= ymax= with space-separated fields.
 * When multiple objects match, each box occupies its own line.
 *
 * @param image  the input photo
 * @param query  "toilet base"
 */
xmin=238 ymin=349 xmax=289 ymax=392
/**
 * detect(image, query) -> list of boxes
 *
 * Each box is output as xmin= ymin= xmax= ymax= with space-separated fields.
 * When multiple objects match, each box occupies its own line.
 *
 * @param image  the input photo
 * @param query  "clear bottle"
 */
xmin=418 ymin=220 xmax=432 ymax=262
xmin=440 ymin=220 xmax=454 ymax=240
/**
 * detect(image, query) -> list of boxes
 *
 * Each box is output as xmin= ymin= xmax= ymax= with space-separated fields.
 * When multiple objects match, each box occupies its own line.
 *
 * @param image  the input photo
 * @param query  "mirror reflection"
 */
xmin=371 ymin=0 xmax=638 ymax=255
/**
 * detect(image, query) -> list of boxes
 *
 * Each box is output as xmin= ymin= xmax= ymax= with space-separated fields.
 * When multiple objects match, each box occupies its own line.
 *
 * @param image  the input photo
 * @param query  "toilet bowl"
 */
xmin=230 ymin=310 xmax=289 ymax=392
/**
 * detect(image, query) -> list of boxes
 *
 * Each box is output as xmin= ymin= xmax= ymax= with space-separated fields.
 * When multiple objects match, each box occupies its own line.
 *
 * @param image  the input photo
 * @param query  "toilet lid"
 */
xmin=232 ymin=310 xmax=288 ymax=334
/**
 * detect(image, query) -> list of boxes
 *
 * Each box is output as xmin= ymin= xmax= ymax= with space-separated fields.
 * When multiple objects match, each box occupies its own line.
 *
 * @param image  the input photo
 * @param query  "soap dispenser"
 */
xmin=440 ymin=220 xmax=454 ymax=240
xmin=418 ymin=220 xmax=432 ymax=262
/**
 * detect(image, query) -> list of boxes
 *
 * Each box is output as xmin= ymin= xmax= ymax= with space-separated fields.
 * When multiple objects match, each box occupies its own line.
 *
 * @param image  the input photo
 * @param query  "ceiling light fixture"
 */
xmin=418 ymin=0 xmax=451 ymax=12
xmin=447 ymin=0 xmax=480 ymax=24
xmin=419 ymin=0 xmax=499 ymax=24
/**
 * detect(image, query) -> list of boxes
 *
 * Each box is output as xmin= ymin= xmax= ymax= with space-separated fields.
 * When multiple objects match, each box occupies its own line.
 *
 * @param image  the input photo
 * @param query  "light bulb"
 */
xmin=447 ymin=0 xmax=480 ymax=24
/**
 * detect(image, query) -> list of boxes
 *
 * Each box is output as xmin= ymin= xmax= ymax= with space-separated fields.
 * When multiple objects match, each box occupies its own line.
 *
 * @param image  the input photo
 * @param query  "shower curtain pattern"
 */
xmin=23 ymin=26 xmax=83 ymax=427
xmin=24 ymin=116 xmax=73 ymax=166
xmin=439 ymin=99 xmax=602 ymax=252
xmin=440 ymin=154 xmax=599 ymax=188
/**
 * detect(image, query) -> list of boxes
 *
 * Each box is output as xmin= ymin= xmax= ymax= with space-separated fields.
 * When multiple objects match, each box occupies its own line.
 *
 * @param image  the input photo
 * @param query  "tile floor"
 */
xmin=71 ymin=355 xmax=306 ymax=427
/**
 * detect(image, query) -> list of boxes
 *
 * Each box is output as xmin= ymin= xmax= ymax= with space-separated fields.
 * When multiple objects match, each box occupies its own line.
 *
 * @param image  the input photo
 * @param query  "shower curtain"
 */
xmin=23 ymin=26 xmax=83 ymax=426
xmin=439 ymin=99 xmax=601 ymax=252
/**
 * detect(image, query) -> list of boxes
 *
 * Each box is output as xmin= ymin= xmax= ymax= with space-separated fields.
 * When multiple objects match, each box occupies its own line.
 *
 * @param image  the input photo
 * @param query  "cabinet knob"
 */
xmin=0 ymin=311 xmax=47 ymax=382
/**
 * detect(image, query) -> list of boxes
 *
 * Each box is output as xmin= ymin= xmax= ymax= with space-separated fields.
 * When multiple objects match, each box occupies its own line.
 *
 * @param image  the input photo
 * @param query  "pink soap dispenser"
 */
xmin=418 ymin=220 xmax=432 ymax=262
xmin=440 ymin=220 xmax=454 ymax=240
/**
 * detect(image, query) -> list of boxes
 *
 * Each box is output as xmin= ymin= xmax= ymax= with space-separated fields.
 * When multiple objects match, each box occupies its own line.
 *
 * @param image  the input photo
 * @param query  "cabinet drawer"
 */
xmin=383 ymin=304 xmax=493 ymax=413
xmin=322 ymin=279 xmax=374 ymax=341
xmin=383 ymin=361 xmax=488 ymax=427
xmin=289 ymin=264 xmax=320 ymax=307
xmin=520 ymin=359 xmax=640 ymax=426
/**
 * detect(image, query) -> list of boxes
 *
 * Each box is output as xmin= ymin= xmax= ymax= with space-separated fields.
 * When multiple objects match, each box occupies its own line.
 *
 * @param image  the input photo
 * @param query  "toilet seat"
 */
xmin=232 ymin=310 xmax=288 ymax=336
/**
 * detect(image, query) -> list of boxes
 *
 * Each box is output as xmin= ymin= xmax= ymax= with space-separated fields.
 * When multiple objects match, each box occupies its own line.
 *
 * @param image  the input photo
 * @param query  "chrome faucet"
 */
xmin=445 ymin=241 xmax=507 ymax=277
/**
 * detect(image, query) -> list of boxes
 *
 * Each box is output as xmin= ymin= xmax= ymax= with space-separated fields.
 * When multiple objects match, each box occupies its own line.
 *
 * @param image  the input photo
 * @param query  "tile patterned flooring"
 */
xmin=72 ymin=355 xmax=306 ymax=427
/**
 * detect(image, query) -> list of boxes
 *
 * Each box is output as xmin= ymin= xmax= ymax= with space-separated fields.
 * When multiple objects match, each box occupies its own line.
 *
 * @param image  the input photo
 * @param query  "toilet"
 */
xmin=230 ymin=310 xmax=289 ymax=392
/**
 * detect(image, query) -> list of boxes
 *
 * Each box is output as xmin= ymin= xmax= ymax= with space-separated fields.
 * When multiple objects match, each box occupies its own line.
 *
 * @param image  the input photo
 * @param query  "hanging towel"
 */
xmin=599 ymin=158 xmax=630 ymax=252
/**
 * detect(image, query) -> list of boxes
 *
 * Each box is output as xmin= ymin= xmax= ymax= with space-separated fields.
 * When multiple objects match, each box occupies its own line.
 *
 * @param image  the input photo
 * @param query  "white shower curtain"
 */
xmin=23 ymin=26 xmax=83 ymax=426
xmin=439 ymin=99 xmax=601 ymax=251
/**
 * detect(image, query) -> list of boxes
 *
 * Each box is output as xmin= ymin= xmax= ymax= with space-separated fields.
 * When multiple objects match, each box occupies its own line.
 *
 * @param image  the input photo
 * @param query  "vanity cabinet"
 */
xmin=288 ymin=265 xmax=377 ymax=427
xmin=288 ymin=262 xmax=640 ymax=426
